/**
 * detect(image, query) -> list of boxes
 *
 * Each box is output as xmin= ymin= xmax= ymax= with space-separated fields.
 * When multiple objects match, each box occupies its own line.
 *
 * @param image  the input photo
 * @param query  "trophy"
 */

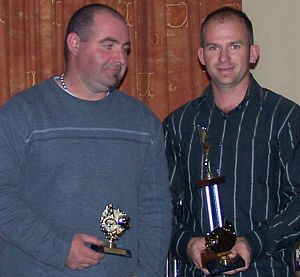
xmin=195 ymin=127 xmax=244 ymax=276
xmin=91 ymin=203 xmax=132 ymax=258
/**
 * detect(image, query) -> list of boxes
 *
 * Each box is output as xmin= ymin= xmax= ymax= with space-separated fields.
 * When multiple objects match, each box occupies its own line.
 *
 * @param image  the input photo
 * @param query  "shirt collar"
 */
xmin=197 ymin=74 xmax=263 ymax=110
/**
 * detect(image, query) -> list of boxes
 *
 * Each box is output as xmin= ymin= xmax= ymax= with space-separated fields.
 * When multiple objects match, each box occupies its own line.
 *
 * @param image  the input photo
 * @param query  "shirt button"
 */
xmin=218 ymin=141 xmax=223 ymax=147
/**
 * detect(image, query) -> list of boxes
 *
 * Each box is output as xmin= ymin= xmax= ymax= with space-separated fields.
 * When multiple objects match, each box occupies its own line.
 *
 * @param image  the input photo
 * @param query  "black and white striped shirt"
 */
xmin=163 ymin=75 xmax=300 ymax=277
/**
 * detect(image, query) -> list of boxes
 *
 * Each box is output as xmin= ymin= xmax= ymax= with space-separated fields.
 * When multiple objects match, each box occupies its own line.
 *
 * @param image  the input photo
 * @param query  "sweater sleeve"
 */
xmin=136 ymin=120 xmax=172 ymax=277
xmin=0 ymin=106 xmax=72 ymax=270
xmin=244 ymin=106 xmax=300 ymax=261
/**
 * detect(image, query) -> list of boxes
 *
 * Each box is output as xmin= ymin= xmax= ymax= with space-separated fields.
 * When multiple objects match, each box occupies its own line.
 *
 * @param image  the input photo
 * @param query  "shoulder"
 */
xmin=163 ymin=96 xmax=204 ymax=129
xmin=111 ymin=91 xmax=163 ymax=137
xmin=1 ymin=78 xmax=57 ymax=112
xmin=0 ymin=78 xmax=57 ymax=136
xmin=113 ymin=90 xmax=161 ymax=122
xmin=250 ymin=75 xmax=299 ymax=110
xmin=260 ymin=88 xmax=300 ymax=117
xmin=249 ymin=76 xmax=300 ymax=119
xmin=162 ymin=96 xmax=206 ymax=145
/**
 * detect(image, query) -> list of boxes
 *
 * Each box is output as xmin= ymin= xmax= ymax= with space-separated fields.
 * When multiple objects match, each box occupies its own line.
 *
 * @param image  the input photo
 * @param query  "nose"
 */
xmin=219 ymin=47 xmax=229 ymax=62
xmin=113 ymin=48 xmax=127 ymax=65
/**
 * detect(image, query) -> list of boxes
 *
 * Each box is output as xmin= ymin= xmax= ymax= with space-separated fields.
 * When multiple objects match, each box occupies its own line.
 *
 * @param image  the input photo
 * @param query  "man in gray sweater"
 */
xmin=0 ymin=3 xmax=171 ymax=277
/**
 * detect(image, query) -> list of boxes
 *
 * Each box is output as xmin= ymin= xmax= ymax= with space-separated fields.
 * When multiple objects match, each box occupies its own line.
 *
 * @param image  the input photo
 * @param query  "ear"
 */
xmin=66 ymin=32 xmax=81 ymax=56
xmin=198 ymin=47 xmax=205 ymax=66
xmin=249 ymin=44 xmax=260 ymax=64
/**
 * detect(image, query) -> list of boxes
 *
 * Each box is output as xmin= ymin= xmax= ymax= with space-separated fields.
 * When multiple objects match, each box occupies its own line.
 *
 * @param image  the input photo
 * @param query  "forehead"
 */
xmin=90 ymin=12 xmax=129 ymax=40
xmin=203 ymin=17 xmax=248 ymax=44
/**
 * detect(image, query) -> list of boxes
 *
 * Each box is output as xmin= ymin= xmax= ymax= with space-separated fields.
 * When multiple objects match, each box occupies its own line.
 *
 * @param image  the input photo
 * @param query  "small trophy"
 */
xmin=91 ymin=203 xmax=132 ymax=258
xmin=195 ymin=127 xmax=244 ymax=276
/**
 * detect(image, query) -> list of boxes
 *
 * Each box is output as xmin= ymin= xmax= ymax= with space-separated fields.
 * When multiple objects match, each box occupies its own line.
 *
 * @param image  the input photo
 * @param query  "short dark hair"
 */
xmin=200 ymin=7 xmax=254 ymax=47
xmin=64 ymin=3 xmax=125 ymax=62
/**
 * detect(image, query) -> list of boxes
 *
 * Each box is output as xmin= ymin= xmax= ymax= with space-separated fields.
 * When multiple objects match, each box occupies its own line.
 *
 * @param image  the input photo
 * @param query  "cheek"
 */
xmin=81 ymin=48 xmax=107 ymax=66
xmin=203 ymin=55 xmax=217 ymax=68
xmin=78 ymin=50 xmax=96 ymax=68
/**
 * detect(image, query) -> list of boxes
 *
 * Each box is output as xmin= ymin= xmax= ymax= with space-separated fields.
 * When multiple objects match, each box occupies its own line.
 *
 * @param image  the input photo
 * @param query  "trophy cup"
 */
xmin=195 ymin=127 xmax=244 ymax=275
xmin=91 ymin=203 xmax=132 ymax=258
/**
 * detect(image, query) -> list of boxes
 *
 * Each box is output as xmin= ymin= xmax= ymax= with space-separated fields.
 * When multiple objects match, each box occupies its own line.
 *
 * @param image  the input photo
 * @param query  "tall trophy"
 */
xmin=91 ymin=203 xmax=132 ymax=258
xmin=195 ymin=127 xmax=244 ymax=275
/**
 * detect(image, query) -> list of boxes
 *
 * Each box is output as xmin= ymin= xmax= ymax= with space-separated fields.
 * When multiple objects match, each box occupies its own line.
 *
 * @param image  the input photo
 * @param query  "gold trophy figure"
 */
xmin=195 ymin=127 xmax=244 ymax=275
xmin=91 ymin=203 xmax=132 ymax=258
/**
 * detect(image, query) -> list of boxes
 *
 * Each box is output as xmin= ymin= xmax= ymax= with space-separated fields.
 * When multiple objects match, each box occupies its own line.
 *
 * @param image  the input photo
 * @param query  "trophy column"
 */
xmin=195 ymin=127 xmax=244 ymax=276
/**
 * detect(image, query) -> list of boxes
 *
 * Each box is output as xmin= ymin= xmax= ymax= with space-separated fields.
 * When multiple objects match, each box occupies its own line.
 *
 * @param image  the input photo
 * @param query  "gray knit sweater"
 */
xmin=0 ymin=77 xmax=171 ymax=277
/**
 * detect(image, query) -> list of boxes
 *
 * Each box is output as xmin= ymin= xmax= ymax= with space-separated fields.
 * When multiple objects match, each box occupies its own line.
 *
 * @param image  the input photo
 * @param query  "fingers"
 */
xmin=187 ymin=237 xmax=204 ymax=268
xmin=223 ymin=237 xmax=251 ymax=275
xmin=80 ymin=233 xmax=103 ymax=246
xmin=234 ymin=237 xmax=251 ymax=268
xmin=66 ymin=233 xmax=105 ymax=270
xmin=187 ymin=237 xmax=210 ymax=274
xmin=187 ymin=236 xmax=251 ymax=276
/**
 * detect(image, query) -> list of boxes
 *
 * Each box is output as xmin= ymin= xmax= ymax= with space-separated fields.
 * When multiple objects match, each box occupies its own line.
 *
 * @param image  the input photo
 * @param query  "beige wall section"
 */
xmin=243 ymin=0 xmax=300 ymax=104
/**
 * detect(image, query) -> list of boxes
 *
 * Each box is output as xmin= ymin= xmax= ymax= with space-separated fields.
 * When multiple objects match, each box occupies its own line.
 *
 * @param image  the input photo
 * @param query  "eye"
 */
xmin=123 ymin=47 xmax=130 ymax=55
xmin=103 ymin=43 xmax=113 ymax=50
xmin=207 ymin=44 xmax=219 ymax=51
xmin=231 ymin=44 xmax=241 ymax=50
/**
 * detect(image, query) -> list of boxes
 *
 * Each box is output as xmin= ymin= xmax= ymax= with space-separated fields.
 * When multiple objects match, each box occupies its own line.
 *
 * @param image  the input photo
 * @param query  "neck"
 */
xmin=214 ymin=94 xmax=245 ymax=113
xmin=212 ymin=77 xmax=250 ymax=113
xmin=59 ymin=74 xmax=110 ymax=100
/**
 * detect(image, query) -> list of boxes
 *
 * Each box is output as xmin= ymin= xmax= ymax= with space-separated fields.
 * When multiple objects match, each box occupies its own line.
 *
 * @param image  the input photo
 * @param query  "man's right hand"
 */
xmin=187 ymin=237 xmax=210 ymax=275
xmin=66 ymin=233 xmax=105 ymax=270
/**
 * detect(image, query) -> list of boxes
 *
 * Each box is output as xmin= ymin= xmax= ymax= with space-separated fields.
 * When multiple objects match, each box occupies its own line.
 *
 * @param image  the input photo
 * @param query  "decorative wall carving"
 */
xmin=166 ymin=2 xmax=189 ymax=29
xmin=138 ymin=72 xmax=154 ymax=98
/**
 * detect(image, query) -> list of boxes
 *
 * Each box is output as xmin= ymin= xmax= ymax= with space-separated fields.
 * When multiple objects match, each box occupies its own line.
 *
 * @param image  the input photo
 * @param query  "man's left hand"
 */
xmin=223 ymin=237 xmax=251 ymax=275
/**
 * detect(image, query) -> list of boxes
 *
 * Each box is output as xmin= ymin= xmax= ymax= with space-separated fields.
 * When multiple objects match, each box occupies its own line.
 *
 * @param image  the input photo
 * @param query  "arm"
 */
xmin=245 ymin=159 xmax=300 ymax=261
xmin=0 ymin=106 xmax=105 ymax=270
xmin=244 ymin=106 xmax=300 ymax=261
xmin=163 ymin=115 xmax=203 ymax=264
xmin=0 ymin=115 xmax=72 ymax=270
xmin=136 ymin=121 xmax=172 ymax=276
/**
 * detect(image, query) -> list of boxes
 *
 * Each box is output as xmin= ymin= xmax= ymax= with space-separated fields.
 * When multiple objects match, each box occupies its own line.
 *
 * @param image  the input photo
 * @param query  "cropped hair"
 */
xmin=64 ymin=3 xmax=125 ymax=62
xmin=200 ymin=7 xmax=254 ymax=46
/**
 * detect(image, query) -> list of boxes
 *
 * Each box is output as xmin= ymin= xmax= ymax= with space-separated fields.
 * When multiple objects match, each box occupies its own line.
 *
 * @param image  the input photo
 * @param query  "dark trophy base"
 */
xmin=91 ymin=244 xmax=132 ymax=258
xmin=205 ymin=254 xmax=245 ymax=276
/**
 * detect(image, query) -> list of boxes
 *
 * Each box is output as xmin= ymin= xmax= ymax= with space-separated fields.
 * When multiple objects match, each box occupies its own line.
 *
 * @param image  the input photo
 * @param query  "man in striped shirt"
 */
xmin=164 ymin=7 xmax=300 ymax=277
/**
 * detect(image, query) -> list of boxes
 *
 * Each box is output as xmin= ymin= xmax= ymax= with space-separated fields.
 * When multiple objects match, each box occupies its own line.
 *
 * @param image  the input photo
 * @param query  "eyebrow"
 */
xmin=230 ymin=40 xmax=244 ymax=44
xmin=204 ymin=40 xmax=244 ymax=47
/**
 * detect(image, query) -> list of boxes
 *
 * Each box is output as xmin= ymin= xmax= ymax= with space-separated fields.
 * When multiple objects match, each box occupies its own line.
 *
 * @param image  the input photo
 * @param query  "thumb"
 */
xmin=78 ymin=233 xmax=103 ymax=246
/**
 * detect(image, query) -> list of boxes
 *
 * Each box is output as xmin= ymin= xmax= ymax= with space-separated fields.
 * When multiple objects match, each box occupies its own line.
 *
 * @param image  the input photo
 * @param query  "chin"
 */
xmin=108 ymin=85 xmax=117 ymax=91
xmin=108 ymin=80 xmax=120 ymax=91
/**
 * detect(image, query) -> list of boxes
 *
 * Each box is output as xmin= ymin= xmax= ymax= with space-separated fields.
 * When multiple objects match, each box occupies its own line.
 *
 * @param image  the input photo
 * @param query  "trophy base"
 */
xmin=91 ymin=244 xmax=132 ymax=258
xmin=204 ymin=255 xmax=245 ymax=276
xmin=195 ymin=176 xmax=225 ymax=188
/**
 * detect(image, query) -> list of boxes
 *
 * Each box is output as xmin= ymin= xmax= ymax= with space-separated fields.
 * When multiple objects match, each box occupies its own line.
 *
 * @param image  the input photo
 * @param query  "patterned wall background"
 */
xmin=0 ymin=0 xmax=241 ymax=120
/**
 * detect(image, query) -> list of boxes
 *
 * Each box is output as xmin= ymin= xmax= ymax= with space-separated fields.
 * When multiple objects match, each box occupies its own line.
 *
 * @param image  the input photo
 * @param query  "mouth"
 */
xmin=106 ymin=64 xmax=122 ymax=73
xmin=217 ymin=66 xmax=234 ymax=74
